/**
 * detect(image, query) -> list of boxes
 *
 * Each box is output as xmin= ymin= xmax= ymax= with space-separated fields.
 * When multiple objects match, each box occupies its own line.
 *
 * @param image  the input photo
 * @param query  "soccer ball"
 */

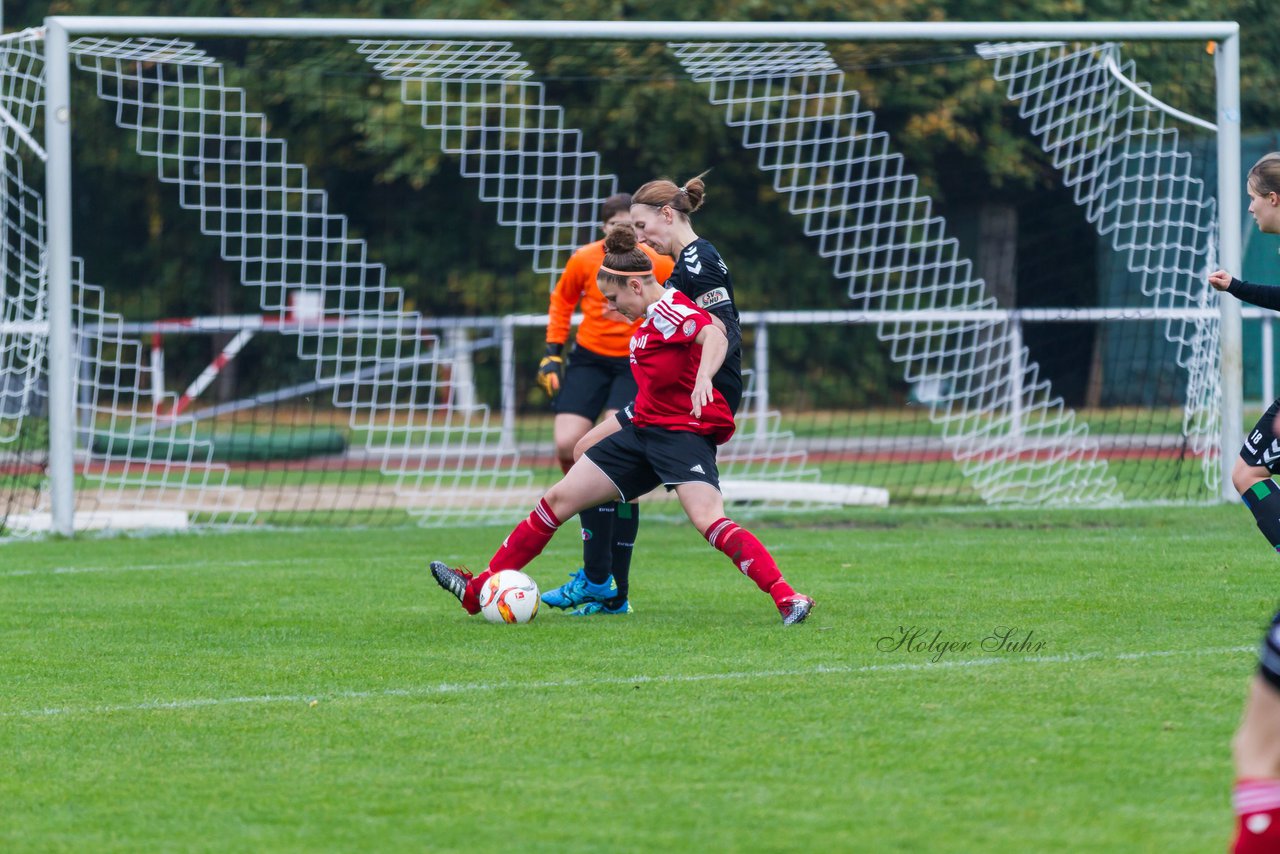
xmin=478 ymin=570 xmax=540 ymax=624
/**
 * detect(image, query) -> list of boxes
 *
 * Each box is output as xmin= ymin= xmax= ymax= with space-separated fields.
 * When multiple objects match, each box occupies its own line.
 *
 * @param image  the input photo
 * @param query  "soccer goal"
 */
xmin=0 ymin=17 xmax=1243 ymax=535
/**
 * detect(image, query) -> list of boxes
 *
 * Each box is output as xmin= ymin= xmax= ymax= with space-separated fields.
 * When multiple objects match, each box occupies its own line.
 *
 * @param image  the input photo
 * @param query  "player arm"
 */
xmin=1211 ymin=272 xmax=1280 ymax=312
xmin=546 ymin=257 xmax=587 ymax=346
xmin=677 ymin=259 xmax=737 ymax=345
xmin=539 ymin=256 xmax=589 ymax=396
xmin=708 ymin=305 xmax=740 ymax=354
xmin=691 ymin=324 xmax=728 ymax=418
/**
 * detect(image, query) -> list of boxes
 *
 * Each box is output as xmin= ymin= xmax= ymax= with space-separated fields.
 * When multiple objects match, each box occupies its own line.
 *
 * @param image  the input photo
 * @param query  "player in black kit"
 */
xmin=1208 ymin=151 xmax=1280 ymax=852
xmin=629 ymin=173 xmax=743 ymax=413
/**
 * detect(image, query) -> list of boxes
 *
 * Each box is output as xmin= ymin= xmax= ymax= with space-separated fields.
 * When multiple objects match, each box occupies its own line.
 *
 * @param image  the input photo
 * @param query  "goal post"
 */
xmin=11 ymin=16 xmax=1244 ymax=535
xmin=1216 ymin=32 xmax=1244 ymax=502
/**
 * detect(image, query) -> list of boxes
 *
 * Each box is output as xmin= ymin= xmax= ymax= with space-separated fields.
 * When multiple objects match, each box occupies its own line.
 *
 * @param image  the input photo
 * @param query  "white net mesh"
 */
xmin=357 ymin=39 xmax=822 ymax=505
xmin=979 ymin=41 xmax=1221 ymax=490
xmin=0 ymin=32 xmax=249 ymax=532
xmin=30 ymin=36 xmax=540 ymax=526
xmin=0 ymin=30 xmax=47 ymax=444
xmin=670 ymin=41 xmax=1120 ymax=504
xmin=71 ymin=262 xmax=247 ymax=525
xmin=356 ymin=40 xmax=614 ymax=285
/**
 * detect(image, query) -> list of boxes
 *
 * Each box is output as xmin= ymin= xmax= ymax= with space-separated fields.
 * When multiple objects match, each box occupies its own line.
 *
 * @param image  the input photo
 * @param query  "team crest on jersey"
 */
xmin=682 ymin=318 xmax=698 ymax=337
xmin=696 ymin=287 xmax=729 ymax=309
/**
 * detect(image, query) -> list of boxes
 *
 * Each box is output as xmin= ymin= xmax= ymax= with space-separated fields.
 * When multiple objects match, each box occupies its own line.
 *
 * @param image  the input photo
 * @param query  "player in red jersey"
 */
xmin=537 ymin=193 xmax=674 ymax=616
xmin=544 ymin=172 xmax=763 ymax=613
xmin=430 ymin=226 xmax=814 ymax=625
xmin=1210 ymin=152 xmax=1280 ymax=853
xmin=543 ymin=172 xmax=744 ymax=613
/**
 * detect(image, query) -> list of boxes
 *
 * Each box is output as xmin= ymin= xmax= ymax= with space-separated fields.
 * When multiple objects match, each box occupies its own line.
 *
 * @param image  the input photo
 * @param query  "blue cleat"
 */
xmin=568 ymin=599 xmax=633 ymax=616
xmin=541 ymin=568 xmax=616 ymax=609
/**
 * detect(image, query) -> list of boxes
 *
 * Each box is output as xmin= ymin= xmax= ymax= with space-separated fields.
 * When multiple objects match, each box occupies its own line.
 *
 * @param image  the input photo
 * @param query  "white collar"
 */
xmin=644 ymin=287 xmax=677 ymax=319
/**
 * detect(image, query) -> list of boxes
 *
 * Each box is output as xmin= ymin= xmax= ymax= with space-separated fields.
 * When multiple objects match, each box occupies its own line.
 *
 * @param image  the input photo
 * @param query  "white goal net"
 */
xmin=0 ymin=21 xmax=1239 ymax=534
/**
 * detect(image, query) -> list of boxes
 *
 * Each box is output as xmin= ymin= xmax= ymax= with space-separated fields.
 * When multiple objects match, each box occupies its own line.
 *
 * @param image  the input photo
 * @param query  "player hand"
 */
xmin=536 ymin=345 xmax=564 ymax=398
xmin=690 ymin=376 xmax=713 ymax=419
xmin=1207 ymin=269 xmax=1234 ymax=291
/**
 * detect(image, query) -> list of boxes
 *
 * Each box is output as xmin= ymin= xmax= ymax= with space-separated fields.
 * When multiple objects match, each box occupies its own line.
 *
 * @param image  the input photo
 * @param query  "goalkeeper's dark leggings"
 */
xmin=580 ymin=501 xmax=638 ymax=606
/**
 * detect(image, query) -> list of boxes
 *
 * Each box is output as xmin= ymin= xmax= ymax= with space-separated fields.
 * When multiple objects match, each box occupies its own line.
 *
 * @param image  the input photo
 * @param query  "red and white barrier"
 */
xmin=164 ymin=329 xmax=255 ymax=419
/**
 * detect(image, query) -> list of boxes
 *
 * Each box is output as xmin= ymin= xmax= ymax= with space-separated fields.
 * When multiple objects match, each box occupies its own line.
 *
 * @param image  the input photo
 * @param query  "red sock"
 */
xmin=463 ymin=498 xmax=562 ymax=613
xmin=1234 ymin=779 xmax=1280 ymax=853
xmin=704 ymin=517 xmax=795 ymax=606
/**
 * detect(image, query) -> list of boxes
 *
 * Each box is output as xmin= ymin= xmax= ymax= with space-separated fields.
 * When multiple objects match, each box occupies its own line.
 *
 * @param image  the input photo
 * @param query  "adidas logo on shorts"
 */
xmin=690 ymin=464 xmax=705 ymax=474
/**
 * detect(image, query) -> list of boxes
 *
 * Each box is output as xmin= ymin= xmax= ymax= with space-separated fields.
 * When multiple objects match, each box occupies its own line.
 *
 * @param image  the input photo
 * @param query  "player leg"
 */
xmin=544 ymin=425 xmax=660 ymax=611
xmin=558 ymin=411 xmax=622 ymax=594
xmin=653 ymin=431 xmax=814 ymax=625
xmin=553 ymin=350 xmax=621 ymax=599
xmin=429 ymin=452 xmax=621 ymax=615
xmin=586 ymin=497 xmax=637 ymax=615
xmin=589 ymin=363 xmax=643 ymax=614
xmin=1237 ymin=400 xmax=1280 ymax=555
xmin=566 ymin=423 xmax=638 ymax=616
xmin=573 ymin=412 xmax=623 ymax=462
xmin=553 ymin=413 xmax=594 ymax=474
xmin=1231 ymin=611 xmax=1280 ymax=851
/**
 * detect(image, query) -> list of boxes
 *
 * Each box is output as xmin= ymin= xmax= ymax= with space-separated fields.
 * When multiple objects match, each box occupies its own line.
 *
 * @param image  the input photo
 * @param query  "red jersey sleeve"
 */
xmin=650 ymin=291 xmax=711 ymax=344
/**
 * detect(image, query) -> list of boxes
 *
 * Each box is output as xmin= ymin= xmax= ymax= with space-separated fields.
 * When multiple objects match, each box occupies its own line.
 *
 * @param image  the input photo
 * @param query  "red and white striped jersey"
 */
xmin=629 ymin=288 xmax=735 ymax=444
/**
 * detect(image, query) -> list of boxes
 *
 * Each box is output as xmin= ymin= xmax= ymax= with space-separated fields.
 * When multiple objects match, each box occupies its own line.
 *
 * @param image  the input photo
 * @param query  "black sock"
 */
xmin=607 ymin=502 xmax=639 ymax=607
xmin=579 ymin=503 xmax=616 ymax=586
xmin=1243 ymin=479 xmax=1280 ymax=552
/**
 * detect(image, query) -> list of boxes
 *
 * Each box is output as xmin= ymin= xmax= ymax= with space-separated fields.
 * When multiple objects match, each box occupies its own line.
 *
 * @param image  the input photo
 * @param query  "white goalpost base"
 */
xmin=9 ymin=510 xmax=190 ymax=533
xmin=721 ymin=481 xmax=891 ymax=508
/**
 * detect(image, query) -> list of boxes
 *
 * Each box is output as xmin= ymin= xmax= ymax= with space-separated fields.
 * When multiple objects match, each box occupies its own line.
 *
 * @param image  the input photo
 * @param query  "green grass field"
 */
xmin=0 ymin=505 xmax=1271 ymax=852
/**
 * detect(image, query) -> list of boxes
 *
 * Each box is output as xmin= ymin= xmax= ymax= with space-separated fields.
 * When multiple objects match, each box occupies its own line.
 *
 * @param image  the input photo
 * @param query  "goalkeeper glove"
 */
xmin=537 ymin=343 xmax=565 ymax=397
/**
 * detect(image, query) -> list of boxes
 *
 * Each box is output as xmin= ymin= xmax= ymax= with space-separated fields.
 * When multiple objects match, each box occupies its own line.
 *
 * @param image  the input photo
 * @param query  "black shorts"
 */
xmin=1260 ymin=608 xmax=1280 ymax=694
xmin=583 ymin=422 xmax=721 ymax=502
xmin=554 ymin=345 xmax=637 ymax=421
xmin=1241 ymin=398 xmax=1280 ymax=473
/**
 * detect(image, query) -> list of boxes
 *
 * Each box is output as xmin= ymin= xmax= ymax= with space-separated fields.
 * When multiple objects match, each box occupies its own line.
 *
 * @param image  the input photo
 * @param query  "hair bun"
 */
xmin=603 ymin=224 xmax=638 ymax=255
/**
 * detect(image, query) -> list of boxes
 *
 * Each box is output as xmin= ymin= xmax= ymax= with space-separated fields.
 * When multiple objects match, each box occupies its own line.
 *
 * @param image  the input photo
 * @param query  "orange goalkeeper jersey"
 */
xmin=546 ymin=239 xmax=674 ymax=358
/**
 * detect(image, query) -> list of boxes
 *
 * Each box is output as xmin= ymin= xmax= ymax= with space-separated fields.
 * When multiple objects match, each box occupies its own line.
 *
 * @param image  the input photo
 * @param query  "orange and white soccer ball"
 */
xmin=478 ymin=570 xmax=540 ymax=624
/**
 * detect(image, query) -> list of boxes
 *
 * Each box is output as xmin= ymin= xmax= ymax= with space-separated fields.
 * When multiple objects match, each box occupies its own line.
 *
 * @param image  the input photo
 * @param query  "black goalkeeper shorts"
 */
xmin=554 ymin=345 xmax=636 ymax=421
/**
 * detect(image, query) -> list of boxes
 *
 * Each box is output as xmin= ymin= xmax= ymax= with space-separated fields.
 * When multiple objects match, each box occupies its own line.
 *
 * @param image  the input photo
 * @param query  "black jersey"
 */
xmin=666 ymin=238 xmax=743 ymax=413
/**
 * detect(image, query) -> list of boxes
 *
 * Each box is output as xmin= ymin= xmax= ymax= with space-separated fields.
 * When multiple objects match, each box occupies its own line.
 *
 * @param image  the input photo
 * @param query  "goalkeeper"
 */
xmin=536 ymin=193 xmax=673 ymax=616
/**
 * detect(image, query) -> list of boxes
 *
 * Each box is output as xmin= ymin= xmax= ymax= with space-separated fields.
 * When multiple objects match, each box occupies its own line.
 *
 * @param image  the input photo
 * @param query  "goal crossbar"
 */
xmin=45 ymin=18 xmax=1240 ymax=41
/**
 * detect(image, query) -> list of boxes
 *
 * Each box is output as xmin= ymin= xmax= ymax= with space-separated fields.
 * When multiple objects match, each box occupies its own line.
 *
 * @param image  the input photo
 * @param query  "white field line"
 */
xmin=5 ymin=645 xmax=1254 ymax=720
xmin=0 ymin=558 xmax=317 ymax=577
